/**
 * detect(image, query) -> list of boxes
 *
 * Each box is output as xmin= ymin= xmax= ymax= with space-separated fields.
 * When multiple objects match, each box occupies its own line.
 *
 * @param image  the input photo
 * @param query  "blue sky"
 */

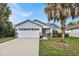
xmin=8 ymin=3 xmax=79 ymax=26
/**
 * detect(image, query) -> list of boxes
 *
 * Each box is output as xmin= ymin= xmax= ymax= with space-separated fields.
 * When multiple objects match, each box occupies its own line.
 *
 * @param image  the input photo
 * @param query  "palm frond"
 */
xmin=45 ymin=3 xmax=79 ymax=21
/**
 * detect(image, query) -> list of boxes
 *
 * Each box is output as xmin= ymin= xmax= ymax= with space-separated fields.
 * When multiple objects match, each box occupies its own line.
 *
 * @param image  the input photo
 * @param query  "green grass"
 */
xmin=0 ymin=37 xmax=15 ymax=44
xmin=39 ymin=37 xmax=79 ymax=56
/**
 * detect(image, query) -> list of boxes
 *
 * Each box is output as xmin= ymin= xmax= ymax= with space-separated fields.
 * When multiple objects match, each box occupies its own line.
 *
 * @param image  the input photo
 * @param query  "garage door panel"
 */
xmin=18 ymin=31 xmax=39 ymax=38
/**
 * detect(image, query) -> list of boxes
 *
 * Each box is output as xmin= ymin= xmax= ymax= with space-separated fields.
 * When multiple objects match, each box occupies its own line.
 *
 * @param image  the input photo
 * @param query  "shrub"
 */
xmin=65 ymin=33 xmax=69 ymax=38
xmin=52 ymin=34 xmax=58 ymax=37
xmin=57 ymin=33 xmax=69 ymax=38
xmin=40 ymin=36 xmax=43 ymax=38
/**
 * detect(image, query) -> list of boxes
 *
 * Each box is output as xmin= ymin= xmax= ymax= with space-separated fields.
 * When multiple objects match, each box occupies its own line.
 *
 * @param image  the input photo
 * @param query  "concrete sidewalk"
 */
xmin=0 ymin=38 xmax=39 ymax=56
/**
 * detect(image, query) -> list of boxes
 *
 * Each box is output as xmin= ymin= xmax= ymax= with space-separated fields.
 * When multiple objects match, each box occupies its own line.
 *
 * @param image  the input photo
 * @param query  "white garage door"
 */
xmin=17 ymin=28 xmax=40 ymax=38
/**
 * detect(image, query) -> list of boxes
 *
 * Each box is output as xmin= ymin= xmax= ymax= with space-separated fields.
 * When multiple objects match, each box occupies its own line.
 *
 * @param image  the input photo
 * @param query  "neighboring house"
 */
xmin=66 ymin=23 xmax=79 ymax=37
xmin=15 ymin=20 xmax=60 ymax=38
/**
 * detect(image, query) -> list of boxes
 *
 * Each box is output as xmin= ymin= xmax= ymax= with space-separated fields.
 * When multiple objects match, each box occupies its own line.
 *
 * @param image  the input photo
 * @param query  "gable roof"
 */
xmin=46 ymin=23 xmax=60 ymax=29
xmin=33 ymin=20 xmax=54 ymax=28
xmin=15 ymin=19 xmax=60 ymax=29
xmin=15 ymin=20 xmax=43 ymax=27
xmin=66 ymin=23 xmax=79 ymax=30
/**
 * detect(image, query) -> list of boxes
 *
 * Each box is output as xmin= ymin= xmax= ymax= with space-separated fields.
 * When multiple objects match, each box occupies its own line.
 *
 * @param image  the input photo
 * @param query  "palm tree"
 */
xmin=44 ymin=3 xmax=79 ymax=42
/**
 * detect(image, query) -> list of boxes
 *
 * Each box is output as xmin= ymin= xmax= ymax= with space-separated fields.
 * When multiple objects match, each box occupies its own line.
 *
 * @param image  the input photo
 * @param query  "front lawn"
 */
xmin=39 ymin=37 xmax=79 ymax=56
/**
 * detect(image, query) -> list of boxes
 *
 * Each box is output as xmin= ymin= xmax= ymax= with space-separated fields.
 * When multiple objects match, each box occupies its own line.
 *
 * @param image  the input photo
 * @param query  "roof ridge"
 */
xmin=15 ymin=19 xmax=30 ymax=26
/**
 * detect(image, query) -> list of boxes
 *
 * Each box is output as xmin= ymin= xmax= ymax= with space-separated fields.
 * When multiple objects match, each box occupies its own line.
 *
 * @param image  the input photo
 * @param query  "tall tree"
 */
xmin=44 ymin=3 xmax=79 ymax=42
xmin=0 ymin=3 xmax=15 ymax=38
xmin=0 ymin=3 xmax=11 ymax=21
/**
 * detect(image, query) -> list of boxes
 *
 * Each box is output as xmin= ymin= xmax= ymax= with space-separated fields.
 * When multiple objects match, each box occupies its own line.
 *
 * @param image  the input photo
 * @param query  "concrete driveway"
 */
xmin=0 ymin=38 xmax=39 ymax=56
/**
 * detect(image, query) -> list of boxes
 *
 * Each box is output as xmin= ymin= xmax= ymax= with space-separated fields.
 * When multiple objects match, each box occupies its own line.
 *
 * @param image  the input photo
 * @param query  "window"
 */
xmin=29 ymin=28 xmax=31 ymax=31
xmin=26 ymin=29 xmax=28 ymax=31
xmin=24 ymin=28 xmax=26 ymax=31
xmin=22 ymin=29 xmax=24 ymax=31
xmin=19 ymin=29 xmax=21 ymax=30
xmin=34 ymin=29 xmax=36 ymax=31
xmin=19 ymin=28 xmax=39 ymax=31
xmin=37 ymin=29 xmax=39 ymax=31
xmin=19 ymin=28 xmax=27 ymax=31
xmin=32 ymin=28 xmax=34 ymax=31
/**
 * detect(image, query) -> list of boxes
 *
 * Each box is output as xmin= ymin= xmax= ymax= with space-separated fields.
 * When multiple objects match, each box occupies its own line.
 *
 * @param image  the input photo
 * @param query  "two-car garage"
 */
xmin=15 ymin=20 xmax=42 ymax=38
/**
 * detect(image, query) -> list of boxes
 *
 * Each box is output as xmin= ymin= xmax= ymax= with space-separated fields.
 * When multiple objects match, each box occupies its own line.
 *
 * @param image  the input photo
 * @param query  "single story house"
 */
xmin=15 ymin=20 xmax=60 ymax=38
xmin=66 ymin=23 xmax=79 ymax=37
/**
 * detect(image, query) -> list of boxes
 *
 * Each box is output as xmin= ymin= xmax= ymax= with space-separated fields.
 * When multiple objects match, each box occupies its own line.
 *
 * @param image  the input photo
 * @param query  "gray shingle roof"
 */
xmin=46 ymin=23 xmax=60 ymax=29
xmin=33 ymin=20 xmax=54 ymax=28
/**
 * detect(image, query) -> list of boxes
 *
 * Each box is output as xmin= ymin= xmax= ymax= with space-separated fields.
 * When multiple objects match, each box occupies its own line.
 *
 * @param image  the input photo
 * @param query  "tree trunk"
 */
xmin=60 ymin=20 xmax=65 ymax=43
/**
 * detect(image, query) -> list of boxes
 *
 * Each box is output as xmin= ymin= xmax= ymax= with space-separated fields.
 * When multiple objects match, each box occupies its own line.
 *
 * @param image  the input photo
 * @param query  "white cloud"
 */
xmin=8 ymin=3 xmax=33 ymax=24
xmin=9 ymin=3 xmax=33 ymax=17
